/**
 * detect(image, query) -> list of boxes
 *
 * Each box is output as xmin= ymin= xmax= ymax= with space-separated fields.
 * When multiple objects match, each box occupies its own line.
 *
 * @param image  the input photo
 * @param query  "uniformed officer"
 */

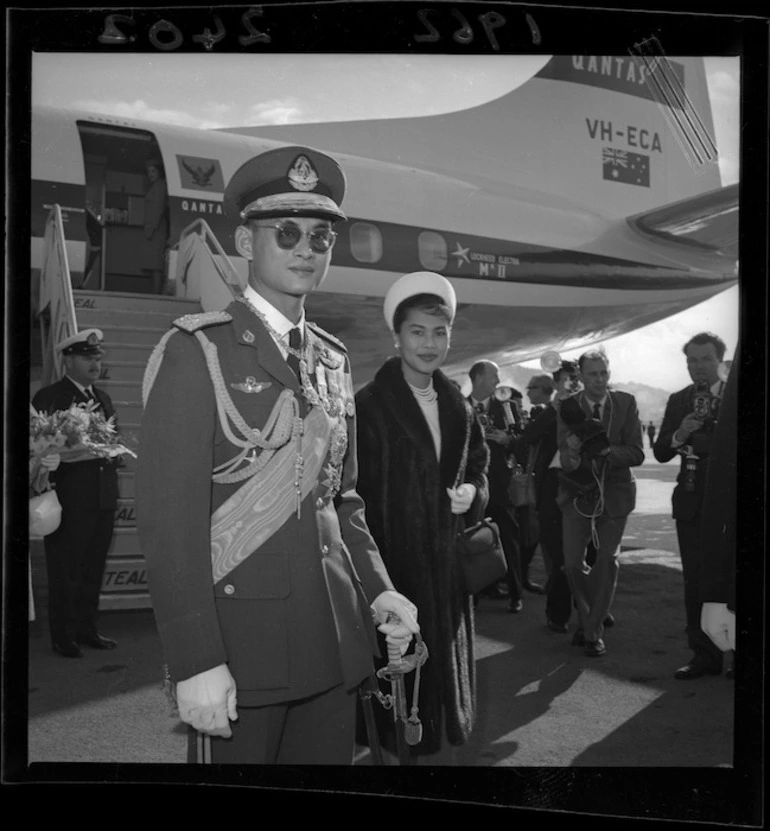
xmin=32 ymin=328 xmax=119 ymax=657
xmin=136 ymin=145 xmax=420 ymax=765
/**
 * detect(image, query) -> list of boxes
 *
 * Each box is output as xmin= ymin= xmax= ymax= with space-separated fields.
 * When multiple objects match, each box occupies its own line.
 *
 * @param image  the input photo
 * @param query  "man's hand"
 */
xmin=39 ymin=453 xmax=61 ymax=472
xmin=175 ymin=664 xmax=238 ymax=737
xmin=446 ymin=483 xmax=477 ymax=515
xmin=675 ymin=412 xmax=704 ymax=444
xmin=371 ymin=591 xmax=420 ymax=656
xmin=485 ymin=428 xmax=510 ymax=445
xmin=700 ymin=603 xmax=735 ymax=652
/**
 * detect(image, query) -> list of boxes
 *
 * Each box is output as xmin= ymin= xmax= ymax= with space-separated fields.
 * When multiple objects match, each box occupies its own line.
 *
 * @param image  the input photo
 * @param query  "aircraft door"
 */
xmin=76 ymin=122 xmax=168 ymax=294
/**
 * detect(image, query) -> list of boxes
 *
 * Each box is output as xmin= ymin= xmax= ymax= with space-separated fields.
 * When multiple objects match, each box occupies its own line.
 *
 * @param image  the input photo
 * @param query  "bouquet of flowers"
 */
xmin=29 ymin=402 xmax=137 ymax=536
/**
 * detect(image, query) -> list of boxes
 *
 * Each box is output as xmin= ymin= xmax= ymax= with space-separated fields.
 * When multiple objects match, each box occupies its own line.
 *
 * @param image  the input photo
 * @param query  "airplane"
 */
xmin=31 ymin=53 xmax=738 ymax=386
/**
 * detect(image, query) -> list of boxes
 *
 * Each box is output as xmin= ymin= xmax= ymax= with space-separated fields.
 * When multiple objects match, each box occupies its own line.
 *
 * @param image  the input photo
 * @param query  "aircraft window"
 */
xmin=349 ymin=222 xmax=383 ymax=263
xmin=418 ymin=231 xmax=448 ymax=271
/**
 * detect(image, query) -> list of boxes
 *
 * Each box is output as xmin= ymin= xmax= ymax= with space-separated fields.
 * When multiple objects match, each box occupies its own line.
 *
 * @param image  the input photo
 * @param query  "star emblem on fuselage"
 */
xmin=452 ymin=242 xmax=471 ymax=267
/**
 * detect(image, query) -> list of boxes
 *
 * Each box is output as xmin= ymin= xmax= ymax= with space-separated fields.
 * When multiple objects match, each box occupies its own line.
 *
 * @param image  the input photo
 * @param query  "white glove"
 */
xmin=371 ymin=590 xmax=420 ymax=656
xmin=40 ymin=453 xmax=61 ymax=472
xmin=175 ymin=663 xmax=238 ymax=737
xmin=700 ymin=603 xmax=735 ymax=652
xmin=446 ymin=483 xmax=477 ymax=515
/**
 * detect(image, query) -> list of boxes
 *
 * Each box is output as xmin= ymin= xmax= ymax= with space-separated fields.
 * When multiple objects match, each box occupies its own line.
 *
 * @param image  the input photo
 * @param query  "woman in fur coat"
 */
xmin=355 ymin=272 xmax=489 ymax=761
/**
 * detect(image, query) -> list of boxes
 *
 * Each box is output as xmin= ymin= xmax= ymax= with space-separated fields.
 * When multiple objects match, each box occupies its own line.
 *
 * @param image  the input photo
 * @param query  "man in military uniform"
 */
xmin=136 ymin=146 xmax=419 ymax=764
xmin=32 ymin=329 xmax=119 ymax=657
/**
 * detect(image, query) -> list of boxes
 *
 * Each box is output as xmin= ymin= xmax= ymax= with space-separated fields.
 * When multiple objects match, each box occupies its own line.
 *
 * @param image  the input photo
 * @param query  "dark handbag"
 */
xmin=455 ymin=516 xmax=507 ymax=594
xmin=454 ymin=403 xmax=508 ymax=594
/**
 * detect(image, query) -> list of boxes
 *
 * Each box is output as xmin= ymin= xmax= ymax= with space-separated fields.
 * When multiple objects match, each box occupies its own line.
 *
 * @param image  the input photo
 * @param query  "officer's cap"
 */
xmin=383 ymin=271 xmax=457 ymax=332
xmin=224 ymin=146 xmax=346 ymax=223
xmin=57 ymin=328 xmax=104 ymax=357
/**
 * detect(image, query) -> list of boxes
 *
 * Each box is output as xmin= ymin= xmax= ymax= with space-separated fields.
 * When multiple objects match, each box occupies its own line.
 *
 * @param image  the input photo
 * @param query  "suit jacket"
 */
xmin=699 ymin=345 xmax=738 ymax=610
xmin=522 ymin=402 xmax=559 ymax=508
xmin=653 ymin=383 xmax=722 ymax=522
xmin=136 ymin=298 xmax=393 ymax=708
xmin=556 ymin=390 xmax=644 ymax=518
xmin=31 ymin=376 xmax=119 ymax=511
xmin=469 ymin=396 xmax=518 ymax=508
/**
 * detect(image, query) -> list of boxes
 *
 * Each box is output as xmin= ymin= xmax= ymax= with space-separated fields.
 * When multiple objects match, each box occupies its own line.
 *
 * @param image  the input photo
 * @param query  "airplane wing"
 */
xmin=626 ymin=182 xmax=738 ymax=261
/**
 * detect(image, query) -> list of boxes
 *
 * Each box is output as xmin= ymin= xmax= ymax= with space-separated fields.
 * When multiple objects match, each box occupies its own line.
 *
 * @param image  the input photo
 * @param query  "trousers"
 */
xmin=538 ymin=470 xmax=573 ymax=626
xmin=187 ymin=682 xmax=358 ymax=764
xmin=561 ymin=501 xmax=625 ymax=642
xmin=44 ymin=506 xmax=114 ymax=644
xmin=486 ymin=504 xmax=522 ymax=602
xmin=675 ymin=518 xmax=724 ymax=667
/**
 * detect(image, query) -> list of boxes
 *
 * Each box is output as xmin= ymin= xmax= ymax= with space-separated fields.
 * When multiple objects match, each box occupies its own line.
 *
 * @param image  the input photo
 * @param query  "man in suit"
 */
xmin=32 ymin=329 xmax=119 ymax=658
xmin=699 ymin=342 xmax=737 ymax=679
xmin=523 ymin=365 xmax=582 ymax=632
xmin=654 ymin=332 xmax=728 ymax=680
xmin=557 ymin=350 xmax=644 ymax=657
xmin=136 ymin=146 xmax=419 ymax=764
xmin=468 ymin=360 xmax=524 ymax=612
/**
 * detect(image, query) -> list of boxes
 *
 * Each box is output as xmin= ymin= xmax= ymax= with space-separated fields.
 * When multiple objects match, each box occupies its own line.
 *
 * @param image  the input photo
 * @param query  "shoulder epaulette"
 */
xmin=173 ymin=310 xmax=232 ymax=333
xmin=306 ymin=320 xmax=347 ymax=352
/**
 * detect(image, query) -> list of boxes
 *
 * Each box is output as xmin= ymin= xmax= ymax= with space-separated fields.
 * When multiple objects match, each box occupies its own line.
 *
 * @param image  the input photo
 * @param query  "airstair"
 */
xmin=31 ymin=207 xmax=242 ymax=611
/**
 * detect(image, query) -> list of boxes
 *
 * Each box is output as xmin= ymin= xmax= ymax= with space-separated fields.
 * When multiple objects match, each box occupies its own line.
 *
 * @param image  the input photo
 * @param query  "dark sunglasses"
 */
xmin=253 ymin=221 xmax=337 ymax=253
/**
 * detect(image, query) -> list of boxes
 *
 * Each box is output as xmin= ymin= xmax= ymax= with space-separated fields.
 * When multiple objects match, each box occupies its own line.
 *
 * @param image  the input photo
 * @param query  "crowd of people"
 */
xmin=30 ymin=142 xmax=737 ymax=766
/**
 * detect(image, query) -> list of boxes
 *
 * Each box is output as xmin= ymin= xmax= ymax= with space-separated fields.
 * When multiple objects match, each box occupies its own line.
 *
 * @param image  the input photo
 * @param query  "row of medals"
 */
xmin=239 ymin=295 xmax=351 ymax=498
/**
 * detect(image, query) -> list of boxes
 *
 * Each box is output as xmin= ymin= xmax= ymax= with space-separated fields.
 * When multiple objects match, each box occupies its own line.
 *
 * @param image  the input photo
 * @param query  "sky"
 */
xmin=32 ymin=53 xmax=741 ymax=391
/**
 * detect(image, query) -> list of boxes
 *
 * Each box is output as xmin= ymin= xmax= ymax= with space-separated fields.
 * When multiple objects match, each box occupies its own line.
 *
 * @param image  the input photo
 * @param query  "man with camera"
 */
xmin=557 ymin=350 xmax=644 ymax=657
xmin=468 ymin=361 xmax=525 ymax=612
xmin=654 ymin=332 xmax=728 ymax=680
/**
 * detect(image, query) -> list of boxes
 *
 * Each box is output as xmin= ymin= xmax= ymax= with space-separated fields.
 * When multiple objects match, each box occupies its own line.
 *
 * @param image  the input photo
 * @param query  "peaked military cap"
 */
xmin=224 ymin=146 xmax=347 ymax=223
xmin=57 ymin=328 xmax=104 ymax=356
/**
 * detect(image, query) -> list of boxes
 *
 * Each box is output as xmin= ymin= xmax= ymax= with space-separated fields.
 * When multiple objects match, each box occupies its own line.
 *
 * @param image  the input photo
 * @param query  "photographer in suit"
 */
xmin=654 ymin=332 xmax=728 ymax=680
xmin=523 ymin=364 xmax=582 ymax=632
xmin=557 ymin=350 xmax=644 ymax=657
xmin=469 ymin=361 xmax=524 ymax=613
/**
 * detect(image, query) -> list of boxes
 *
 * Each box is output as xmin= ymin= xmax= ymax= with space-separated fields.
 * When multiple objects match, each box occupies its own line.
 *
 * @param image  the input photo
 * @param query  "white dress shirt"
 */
xmin=243 ymin=285 xmax=305 ymax=358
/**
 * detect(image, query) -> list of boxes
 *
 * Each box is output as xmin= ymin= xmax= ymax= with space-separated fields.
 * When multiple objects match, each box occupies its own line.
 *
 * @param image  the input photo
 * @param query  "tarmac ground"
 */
xmin=16 ymin=447 xmax=754 ymax=822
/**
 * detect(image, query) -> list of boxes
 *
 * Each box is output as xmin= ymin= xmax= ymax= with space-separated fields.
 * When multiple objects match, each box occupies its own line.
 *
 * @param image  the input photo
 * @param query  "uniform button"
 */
xmin=223 ymin=584 xmax=235 ymax=595
xmin=321 ymin=544 xmax=329 ymax=555
xmin=316 ymin=497 xmax=324 ymax=508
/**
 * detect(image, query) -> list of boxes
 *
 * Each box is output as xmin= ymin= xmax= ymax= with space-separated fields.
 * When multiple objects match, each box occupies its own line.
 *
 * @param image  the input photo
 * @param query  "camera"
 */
xmin=560 ymin=397 xmax=610 ymax=460
xmin=692 ymin=380 xmax=719 ymax=424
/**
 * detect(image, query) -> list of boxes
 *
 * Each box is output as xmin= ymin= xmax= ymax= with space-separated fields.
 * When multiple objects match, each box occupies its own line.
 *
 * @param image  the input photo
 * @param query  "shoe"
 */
xmin=52 ymin=641 xmax=83 ymax=658
xmin=571 ymin=629 xmax=586 ymax=647
xmin=508 ymin=599 xmax=523 ymax=614
xmin=604 ymin=613 xmax=615 ymax=627
xmin=546 ymin=618 xmax=568 ymax=634
xmin=75 ymin=632 xmax=118 ymax=650
xmin=674 ymin=661 xmax=722 ymax=680
xmin=584 ymin=639 xmax=607 ymax=657
xmin=523 ymin=580 xmax=546 ymax=595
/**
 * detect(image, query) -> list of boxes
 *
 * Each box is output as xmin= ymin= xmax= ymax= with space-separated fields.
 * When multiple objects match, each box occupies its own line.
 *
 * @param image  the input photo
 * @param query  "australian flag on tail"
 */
xmin=602 ymin=147 xmax=650 ymax=187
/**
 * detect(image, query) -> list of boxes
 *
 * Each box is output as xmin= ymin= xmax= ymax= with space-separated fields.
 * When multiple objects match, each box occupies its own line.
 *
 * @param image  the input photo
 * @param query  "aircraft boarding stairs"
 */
xmin=31 ymin=207 xmax=241 ymax=612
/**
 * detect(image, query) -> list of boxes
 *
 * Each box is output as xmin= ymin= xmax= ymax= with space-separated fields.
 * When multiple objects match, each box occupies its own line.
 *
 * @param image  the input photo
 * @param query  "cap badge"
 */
xmin=86 ymin=332 xmax=100 ymax=346
xmin=287 ymin=155 xmax=319 ymax=192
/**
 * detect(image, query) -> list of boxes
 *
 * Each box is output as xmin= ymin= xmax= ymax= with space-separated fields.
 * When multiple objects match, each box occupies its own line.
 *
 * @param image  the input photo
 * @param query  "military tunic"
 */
xmin=136 ymin=297 xmax=393 ymax=708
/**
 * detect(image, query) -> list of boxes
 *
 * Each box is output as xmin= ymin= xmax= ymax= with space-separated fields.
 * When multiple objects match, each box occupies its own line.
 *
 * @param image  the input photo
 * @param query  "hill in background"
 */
xmin=448 ymin=364 xmax=673 ymax=428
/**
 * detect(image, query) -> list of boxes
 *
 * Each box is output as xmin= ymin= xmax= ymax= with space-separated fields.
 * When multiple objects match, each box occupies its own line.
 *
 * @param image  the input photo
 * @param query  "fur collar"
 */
xmin=368 ymin=357 xmax=471 ymax=484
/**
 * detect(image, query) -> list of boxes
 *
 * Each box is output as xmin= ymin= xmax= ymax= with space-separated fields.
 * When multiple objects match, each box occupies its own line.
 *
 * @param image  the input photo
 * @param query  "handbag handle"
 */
xmin=454 ymin=402 xmax=472 ymax=490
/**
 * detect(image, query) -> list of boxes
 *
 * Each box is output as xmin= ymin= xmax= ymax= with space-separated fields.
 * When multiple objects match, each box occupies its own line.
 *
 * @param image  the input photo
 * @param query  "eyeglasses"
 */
xmin=252 ymin=221 xmax=337 ymax=253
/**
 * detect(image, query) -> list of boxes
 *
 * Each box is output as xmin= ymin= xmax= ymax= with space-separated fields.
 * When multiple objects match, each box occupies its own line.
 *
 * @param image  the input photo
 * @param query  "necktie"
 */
xmin=592 ymin=402 xmax=601 ymax=421
xmin=475 ymin=402 xmax=485 ymax=414
xmin=286 ymin=327 xmax=302 ymax=378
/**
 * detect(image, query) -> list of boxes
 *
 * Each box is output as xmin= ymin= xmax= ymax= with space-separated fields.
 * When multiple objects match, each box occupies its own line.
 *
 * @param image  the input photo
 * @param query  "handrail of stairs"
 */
xmin=37 ymin=205 xmax=78 ymax=386
xmin=174 ymin=218 xmax=244 ymax=312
